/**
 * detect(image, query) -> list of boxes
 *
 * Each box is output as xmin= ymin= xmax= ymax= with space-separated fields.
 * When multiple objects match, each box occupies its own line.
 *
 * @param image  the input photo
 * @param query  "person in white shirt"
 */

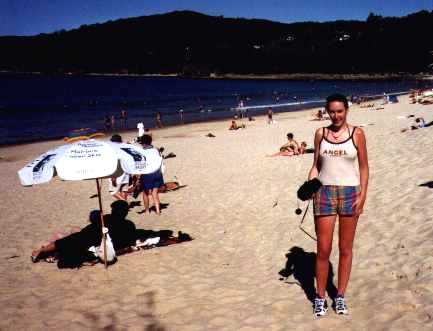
xmin=108 ymin=134 xmax=130 ymax=201
xmin=137 ymin=122 xmax=144 ymax=138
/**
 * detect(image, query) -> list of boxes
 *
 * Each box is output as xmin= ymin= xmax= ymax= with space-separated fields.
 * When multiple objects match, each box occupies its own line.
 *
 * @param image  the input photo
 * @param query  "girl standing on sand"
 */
xmin=308 ymin=93 xmax=369 ymax=317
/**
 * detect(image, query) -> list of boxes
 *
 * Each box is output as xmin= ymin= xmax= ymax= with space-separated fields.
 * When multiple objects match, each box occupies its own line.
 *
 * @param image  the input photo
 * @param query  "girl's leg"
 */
xmin=337 ymin=215 xmax=358 ymax=295
xmin=31 ymin=242 xmax=56 ymax=261
xmin=120 ymin=190 xmax=128 ymax=201
xmin=315 ymin=215 xmax=337 ymax=297
xmin=113 ymin=192 xmax=126 ymax=201
xmin=142 ymin=190 xmax=150 ymax=213
xmin=151 ymin=188 xmax=161 ymax=214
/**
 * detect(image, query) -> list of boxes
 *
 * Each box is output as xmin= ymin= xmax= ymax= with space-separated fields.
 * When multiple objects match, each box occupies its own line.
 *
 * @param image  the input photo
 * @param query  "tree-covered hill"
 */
xmin=1 ymin=10 xmax=432 ymax=75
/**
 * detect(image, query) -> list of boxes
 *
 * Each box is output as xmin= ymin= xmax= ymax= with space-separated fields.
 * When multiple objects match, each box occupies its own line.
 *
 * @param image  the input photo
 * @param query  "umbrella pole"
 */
xmin=96 ymin=178 xmax=108 ymax=269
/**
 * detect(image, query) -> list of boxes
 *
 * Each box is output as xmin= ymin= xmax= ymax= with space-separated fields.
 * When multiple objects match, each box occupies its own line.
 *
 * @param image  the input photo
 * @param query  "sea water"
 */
xmin=0 ymin=74 xmax=431 ymax=145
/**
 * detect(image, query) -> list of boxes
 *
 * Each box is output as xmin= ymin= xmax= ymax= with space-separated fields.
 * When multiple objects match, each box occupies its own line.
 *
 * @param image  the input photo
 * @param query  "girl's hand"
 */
xmin=352 ymin=195 xmax=365 ymax=217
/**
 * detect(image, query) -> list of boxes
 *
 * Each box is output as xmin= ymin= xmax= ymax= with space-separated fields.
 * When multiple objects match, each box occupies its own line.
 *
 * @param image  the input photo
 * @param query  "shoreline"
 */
xmin=0 ymin=91 xmax=416 ymax=148
xmin=0 ymin=101 xmax=324 ymax=147
xmin=2 ymin=70 xmax=433 ymax=81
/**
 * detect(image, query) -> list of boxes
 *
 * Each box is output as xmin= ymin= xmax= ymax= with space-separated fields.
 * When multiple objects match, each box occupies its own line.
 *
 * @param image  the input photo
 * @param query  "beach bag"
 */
xmin=97 ymin=232 xmax=116 ymax=263
xmin=297 ymin=178 xmax=322 ymax=201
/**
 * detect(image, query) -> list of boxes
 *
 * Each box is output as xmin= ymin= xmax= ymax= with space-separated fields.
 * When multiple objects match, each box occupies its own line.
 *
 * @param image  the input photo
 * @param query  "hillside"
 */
xmin=1 ymin=10 xmax=432 ymax=75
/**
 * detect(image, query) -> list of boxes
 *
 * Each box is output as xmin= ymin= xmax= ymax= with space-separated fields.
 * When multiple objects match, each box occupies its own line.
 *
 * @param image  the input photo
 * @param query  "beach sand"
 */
xmin=1 ymin=95 xmax=433 ymax=330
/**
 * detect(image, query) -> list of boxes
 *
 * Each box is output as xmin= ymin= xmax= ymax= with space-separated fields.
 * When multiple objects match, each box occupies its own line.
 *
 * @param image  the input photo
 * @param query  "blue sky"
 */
xmin=1 ymin=0 xmax=432 ymax=36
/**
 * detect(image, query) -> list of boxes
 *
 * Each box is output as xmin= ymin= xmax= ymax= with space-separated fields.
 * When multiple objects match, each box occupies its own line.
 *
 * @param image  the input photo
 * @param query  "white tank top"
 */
xmin=318 ymin=127 xmax=360 ymax=186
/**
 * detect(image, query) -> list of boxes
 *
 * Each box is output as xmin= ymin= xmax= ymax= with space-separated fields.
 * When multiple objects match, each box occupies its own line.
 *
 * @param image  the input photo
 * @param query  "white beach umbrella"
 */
xmin=18 ymin=139 xmax=163 ymax=267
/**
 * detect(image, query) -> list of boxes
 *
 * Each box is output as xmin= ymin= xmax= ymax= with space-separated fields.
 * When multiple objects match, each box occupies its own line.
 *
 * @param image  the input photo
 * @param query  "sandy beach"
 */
xmin=1 ymin=94 xmax=433 ymax=330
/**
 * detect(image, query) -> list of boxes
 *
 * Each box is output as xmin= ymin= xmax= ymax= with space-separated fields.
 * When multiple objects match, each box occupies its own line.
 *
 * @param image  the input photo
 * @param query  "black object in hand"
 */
xmin=297 ymin=178 xmax=322 ymax=201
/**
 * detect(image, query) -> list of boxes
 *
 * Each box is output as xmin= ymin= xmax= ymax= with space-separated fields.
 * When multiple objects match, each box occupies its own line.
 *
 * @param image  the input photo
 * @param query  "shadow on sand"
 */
xmin=76 ymin=291 xmax=166 ymax=330
xmin=279 ymin=246 xmax=337 ymax=303
xmin=419 ymin=181 xmax=433 ymax=189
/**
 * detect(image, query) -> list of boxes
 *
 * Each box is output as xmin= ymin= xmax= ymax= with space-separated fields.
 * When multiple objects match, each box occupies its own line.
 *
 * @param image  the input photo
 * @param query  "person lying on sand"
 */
xmin=299 ymin=142 xmax=307 ymax=154
xmin=401 ymin=117 xmax=433 ymax=132
xmin=360 ymin=103 xmax=375 ymax=108
xmin=419 ymin=98 xmax=433 ymax=105
xmin=30 ymin=201 xmax=136 ymax=268
xmin=229 ymin=120 xmax=245 ymax=130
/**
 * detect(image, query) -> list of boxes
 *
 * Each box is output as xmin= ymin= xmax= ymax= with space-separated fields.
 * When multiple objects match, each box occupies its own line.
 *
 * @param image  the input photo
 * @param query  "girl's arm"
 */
xmin=308 ymin=128 xmax=323 ymax=180
xmin=353 ymin=127 xmax=369 ymax=216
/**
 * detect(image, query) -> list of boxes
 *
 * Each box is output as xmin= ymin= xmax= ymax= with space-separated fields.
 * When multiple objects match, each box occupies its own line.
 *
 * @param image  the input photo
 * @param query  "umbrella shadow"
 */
xmin=135 ymin=229 xmax=174 ymax=241
xmin=278 ymin=246 xmax=337 ymax=303
xmin=419 ymin=181 xmax=433 ymax=189
xmin=76 ymin=290 xmax=166 ymax=330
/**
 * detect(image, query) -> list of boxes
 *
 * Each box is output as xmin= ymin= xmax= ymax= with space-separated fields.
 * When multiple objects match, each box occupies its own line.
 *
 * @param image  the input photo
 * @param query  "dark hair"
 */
xmin=140 ymin=134 xmax=152 ymax=146
xmin=89 ymin=210 xmax=101 ymax=224
xmin=110 ymin=200 xmax=129 ymax=219
xmin=325 ymin=94 xmax=349 ymax=110
xmin=110 ymin=134 xmax=122 ymax=143
xmin=287 ymin=133 xmax=294 ymax=139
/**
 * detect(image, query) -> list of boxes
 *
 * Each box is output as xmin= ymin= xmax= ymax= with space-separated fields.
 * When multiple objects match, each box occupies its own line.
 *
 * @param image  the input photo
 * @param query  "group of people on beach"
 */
xmin=31 ymin=129 xmax=184 ymax=267
xmin=31 ymin=92 xmax=371 ymax=318
xmin=410 ymin=88 xmax=433 ymax=105
xmin=108 ymin=133 xmax=165 ymax=215
xmin=104 ymin=109 xmax=128 ymax=131
xmin=267 ymin=133 xmax=310 ymax=157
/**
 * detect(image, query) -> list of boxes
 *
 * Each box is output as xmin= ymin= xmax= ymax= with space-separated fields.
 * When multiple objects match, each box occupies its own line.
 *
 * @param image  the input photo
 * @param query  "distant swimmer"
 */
xmin=155 ymin=112 xmax=163 ymax=128
xmin=120 ymin=109 xmax=127 ymax=129
xmin=179 ymin=109 xmax=184 ymax=123
xmin=110 ymin=115 xmax=115 ymax=131
xmin=104 ymin=115 xmax=111 ymax=131
xmin=267 ymin=107 xmax=273 ymax=124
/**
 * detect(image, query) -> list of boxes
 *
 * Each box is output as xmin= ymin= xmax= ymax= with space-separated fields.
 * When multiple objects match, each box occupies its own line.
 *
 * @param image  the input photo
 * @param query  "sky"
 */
xmin=1 ymin=0 xmax=432 ymax=36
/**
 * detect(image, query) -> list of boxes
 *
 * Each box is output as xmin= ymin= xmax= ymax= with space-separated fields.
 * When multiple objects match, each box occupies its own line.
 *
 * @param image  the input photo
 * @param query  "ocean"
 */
xmin=1 ymin=74 xmax=431 ymax=145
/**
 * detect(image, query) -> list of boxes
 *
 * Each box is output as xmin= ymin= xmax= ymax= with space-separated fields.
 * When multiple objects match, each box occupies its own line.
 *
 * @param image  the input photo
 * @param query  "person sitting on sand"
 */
xmin=280 ymin=133 xmax=300 ymax=154
xmin=30 ymin=201 xmax=137 ymax=268
xmin=315 ymin=109 xmax=324 ymax=121
xmin=229 ymin=120 xmax=239 ymax=130
xmin=267 ymin=133 xmax=301 ymax=157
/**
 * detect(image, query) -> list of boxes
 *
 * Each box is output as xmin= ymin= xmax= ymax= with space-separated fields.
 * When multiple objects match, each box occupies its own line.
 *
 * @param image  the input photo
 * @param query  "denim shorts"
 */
xmin=313 ymin=185 xmax=360 ymax=216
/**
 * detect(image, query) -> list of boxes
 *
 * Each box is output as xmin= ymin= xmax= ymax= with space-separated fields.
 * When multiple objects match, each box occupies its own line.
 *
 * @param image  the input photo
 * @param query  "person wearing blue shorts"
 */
xmin=308 ymin=94 xmax=369 ymax=317
xmin=139 ymin=135 xmax=164 ymax=215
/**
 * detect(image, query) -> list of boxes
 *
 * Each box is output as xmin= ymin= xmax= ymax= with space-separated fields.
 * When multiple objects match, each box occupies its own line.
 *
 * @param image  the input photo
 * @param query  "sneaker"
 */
xmin=334 ymin=295 xmax=348 ymax=315
xmin=313 ymin=296 xmax=328 ymax=317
